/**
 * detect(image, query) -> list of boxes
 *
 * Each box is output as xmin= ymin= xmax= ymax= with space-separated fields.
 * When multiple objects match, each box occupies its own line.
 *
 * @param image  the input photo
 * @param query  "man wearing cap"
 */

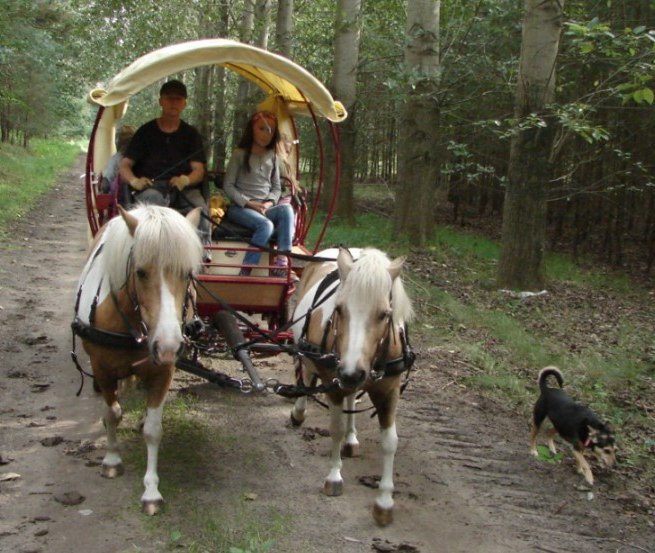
xmin=120 ymin=79 xmax=211 ymax=255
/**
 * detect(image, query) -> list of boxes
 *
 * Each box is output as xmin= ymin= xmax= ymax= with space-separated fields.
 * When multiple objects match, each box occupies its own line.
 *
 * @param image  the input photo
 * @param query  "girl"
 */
xmin=223 ymin=111 xmax=295 ymax=276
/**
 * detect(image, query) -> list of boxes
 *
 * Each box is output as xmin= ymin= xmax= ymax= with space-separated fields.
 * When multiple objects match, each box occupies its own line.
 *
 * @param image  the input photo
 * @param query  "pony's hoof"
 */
xmin=322 ymin=479 xmax=343 ymax=497
xmin=373 ymin=503 xmax=393 ymax=526
xmin=341 ymin=443 xmax=359 ymax=458
xmin=101 ymin=463 xmax=124 ymax=478
xmin=142 ymin=498 xmax=164 ymax=516
xmin=290 ymin=412 xmax=305 ymax=427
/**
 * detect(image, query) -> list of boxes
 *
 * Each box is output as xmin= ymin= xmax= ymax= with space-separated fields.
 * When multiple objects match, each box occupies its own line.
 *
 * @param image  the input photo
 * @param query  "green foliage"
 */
xmin=563 ymin=17 xmax=655 ymax=107
xmin=535 ymin=445 xmax=564 ymax=465
xmin=0 ymin=1 xmax=79 ymax=143
xmin=0 ymin=139 xmax=82 ymax=241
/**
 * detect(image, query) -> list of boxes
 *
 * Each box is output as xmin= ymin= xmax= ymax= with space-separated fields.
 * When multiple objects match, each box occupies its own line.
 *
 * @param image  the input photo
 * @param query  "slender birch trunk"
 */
xmin=497 ymin=0 xmax=564 ymax=290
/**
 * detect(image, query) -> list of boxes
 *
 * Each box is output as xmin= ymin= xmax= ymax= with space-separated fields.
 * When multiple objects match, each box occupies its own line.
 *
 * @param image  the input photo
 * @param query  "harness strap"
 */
xmin=89 ymin=279 xmax=103 ymax=325
xmin=71 ymin=317 xmax=149 ymax=350
xmin=110 ymin=288 xmax=147 ymax=344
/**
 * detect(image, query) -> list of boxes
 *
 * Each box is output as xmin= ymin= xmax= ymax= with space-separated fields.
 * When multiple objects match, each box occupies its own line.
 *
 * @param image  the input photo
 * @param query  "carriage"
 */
xmin=86 ymin=40 xmax=345 ymax=334
xmin=77 ymin=39 xmax=415 ymax=525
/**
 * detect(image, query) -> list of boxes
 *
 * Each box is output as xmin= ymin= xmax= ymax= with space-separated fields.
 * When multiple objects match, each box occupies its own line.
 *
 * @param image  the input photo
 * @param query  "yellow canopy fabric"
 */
xmin=89 ymin=38 xmax=347 ymax=123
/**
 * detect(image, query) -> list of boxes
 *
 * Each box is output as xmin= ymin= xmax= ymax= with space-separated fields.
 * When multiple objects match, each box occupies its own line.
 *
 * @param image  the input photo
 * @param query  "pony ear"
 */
xmin=186 ymin=207 xmax=202 ymax=228
xmin=118 ymin=205 xmax=139 ymax=236
xmin=388 ymin=255 xmax=406 ymax=281
xmin=337 ymin=247 xmax=355 ymax=280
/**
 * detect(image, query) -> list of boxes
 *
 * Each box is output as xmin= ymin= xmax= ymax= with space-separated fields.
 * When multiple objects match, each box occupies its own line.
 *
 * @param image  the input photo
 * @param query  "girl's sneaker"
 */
xmin=270 ymin=258 xmax=289 ymax=278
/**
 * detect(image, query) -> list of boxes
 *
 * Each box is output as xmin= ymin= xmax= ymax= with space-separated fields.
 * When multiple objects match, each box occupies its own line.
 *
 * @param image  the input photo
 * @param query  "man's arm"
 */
xmin=119 ymin=156 xmax=151 ymax=191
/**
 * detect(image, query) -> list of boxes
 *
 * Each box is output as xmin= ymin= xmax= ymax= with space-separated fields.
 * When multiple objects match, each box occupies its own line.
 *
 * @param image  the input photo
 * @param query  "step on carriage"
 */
xmin=84 ymin=39 xmax=347 ymax=391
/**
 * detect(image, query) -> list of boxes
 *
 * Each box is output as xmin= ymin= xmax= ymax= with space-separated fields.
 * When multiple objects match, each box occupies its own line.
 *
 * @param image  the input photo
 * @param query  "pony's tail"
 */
xmin=538 ymin=366 xmax=563 ymax=391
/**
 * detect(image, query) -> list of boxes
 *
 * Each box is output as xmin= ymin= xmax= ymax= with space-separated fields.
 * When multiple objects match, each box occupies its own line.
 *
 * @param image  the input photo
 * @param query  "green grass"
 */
xmin=0 ymin=138 xmax=83 ymax=240
xmin=307 ymin=211 xmax=410 ymax=254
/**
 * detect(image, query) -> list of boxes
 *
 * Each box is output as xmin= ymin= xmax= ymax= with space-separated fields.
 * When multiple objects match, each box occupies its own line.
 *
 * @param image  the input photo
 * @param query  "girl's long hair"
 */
xmin=237 ymin=111 xmax=280 ymax=173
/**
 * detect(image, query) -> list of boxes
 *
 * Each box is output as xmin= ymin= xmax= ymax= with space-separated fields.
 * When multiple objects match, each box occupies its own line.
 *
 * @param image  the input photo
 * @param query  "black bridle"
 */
xmin=295 ymin=269 xmax=415 ymax=387
xmin=70 ymin=246 xmax=196 ymax=395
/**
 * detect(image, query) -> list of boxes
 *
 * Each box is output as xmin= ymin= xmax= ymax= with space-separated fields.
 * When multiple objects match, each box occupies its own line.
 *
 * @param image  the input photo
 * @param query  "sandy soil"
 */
xmin=0 ymin=156 xmax=653 ymax=553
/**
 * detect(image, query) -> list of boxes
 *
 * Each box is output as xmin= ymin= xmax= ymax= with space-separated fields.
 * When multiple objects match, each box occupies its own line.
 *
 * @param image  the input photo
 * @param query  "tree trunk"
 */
xmin=275 ymin=0 xmax=294 ymax=57
xmin=330 ymin=0 xmax=362 ymax=224
xmin=254 ymin=0 xmax=273 ymax=49
xmin=497 ymin=0 xmax=564 ymax=290
xmin=233 ymin=0 xmax=257 ymax=147
xmin=392 ymin=0 xmax=441 ymax=245
xmin=193 ymin=65 xmax=212 ymax=155
xmin=210 ymin=4 xmax=229 ymax=172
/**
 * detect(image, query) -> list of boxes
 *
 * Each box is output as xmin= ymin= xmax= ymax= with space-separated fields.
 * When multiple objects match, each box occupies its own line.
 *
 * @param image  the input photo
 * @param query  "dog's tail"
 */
xmin=538 ymin=366 xmax=563 ymax=390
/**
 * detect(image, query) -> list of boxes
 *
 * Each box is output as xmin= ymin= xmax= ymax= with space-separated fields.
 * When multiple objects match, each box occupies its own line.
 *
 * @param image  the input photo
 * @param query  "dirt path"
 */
xmin=0 ymin=157 xmax=652 ymax=553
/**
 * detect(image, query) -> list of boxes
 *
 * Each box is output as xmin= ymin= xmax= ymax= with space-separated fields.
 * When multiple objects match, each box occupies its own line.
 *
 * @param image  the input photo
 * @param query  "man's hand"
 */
xmin=170 ymin=175 xmax=191 ymax=191
xmin=129 ymin=177 xmax=152 ymax=191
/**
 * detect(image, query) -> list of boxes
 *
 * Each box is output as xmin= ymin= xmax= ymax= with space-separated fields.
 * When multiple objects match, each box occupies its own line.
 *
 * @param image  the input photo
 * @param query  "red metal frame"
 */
xmin=85 ymin=106 xmax=105 ymax=237
xmin=311 ymin=121 xmax=340 ymax=254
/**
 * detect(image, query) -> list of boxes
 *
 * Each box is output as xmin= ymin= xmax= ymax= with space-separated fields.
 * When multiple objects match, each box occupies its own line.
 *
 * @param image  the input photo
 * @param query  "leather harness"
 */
xmin=296 ymin=269 xmax=415 ymax=380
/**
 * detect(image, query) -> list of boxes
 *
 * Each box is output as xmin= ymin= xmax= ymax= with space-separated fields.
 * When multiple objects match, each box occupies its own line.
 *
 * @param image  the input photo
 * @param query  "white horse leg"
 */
xmin=290 ymin=360 xmax=312 ymax=426
xmin=141 ymin=404 xmax=165 ymax=515
xmin=323 ymin=400 xmax=346 ymax=496
xmin=291 ymin=396 xmax=307 ymax=427
xmin=341 ymin=394 xmax=359 ymax=457
xmin=101 ymin=401 xmax=124 ymax=478
xmin=372 ymin=422 xmax=398 ymax=526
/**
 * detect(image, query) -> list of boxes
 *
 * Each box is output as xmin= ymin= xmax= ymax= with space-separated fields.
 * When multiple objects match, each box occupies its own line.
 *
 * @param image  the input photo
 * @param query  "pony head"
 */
xmin=333 ymin=247 xmax=413 ymax=388
xmin=105 ymin=204 xmax=203 ymax=365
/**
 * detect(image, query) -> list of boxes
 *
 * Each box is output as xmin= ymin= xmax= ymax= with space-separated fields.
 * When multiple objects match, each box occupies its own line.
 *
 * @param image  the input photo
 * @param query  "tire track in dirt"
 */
xmin=398 ymin=365 xmax=653 ymax=553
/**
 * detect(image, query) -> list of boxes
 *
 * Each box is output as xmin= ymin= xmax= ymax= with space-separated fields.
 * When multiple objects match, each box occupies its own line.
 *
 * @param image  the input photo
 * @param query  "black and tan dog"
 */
xmin=529 ymin=366 xmax=616 ymax=485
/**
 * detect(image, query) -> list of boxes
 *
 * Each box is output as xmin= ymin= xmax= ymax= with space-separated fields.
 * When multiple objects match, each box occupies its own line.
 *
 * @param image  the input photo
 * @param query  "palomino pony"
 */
xmin=72 ymin=204 xmax=203 ymax=515
xmin=289 ymin=247 xmax=414 ymax=526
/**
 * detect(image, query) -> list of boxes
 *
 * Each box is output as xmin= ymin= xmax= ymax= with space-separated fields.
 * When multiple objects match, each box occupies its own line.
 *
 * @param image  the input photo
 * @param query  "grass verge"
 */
xmin=0 ymin=138 xmax=83 ymax=241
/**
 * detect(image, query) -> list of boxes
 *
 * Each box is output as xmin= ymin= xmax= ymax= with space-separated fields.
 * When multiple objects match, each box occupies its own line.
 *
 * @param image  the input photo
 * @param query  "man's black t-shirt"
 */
xmin=125 ymin=119 xmax=206 ymax=180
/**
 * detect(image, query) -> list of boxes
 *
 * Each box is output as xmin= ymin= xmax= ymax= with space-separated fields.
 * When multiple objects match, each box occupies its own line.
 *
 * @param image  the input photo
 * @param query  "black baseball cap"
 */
xmin=160 ymin=79 xmax=187 ymax=98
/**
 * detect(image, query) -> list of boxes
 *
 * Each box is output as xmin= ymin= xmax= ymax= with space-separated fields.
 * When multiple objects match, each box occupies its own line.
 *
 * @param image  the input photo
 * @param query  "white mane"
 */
xmin=338 ymin=248 xmax=414 ymax=323
xmin=102 ymin=205 xmax=203 ymax=290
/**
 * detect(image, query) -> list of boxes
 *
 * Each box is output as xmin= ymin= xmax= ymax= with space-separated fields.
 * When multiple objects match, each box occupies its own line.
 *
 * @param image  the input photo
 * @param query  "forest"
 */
xmin=1 ymin=0 xmax=654 ymax=288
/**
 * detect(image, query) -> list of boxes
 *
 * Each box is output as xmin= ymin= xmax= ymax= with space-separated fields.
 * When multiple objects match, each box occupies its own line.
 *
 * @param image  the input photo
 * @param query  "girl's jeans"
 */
xmin=226 ymin=203 xmax=294 ymax=265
